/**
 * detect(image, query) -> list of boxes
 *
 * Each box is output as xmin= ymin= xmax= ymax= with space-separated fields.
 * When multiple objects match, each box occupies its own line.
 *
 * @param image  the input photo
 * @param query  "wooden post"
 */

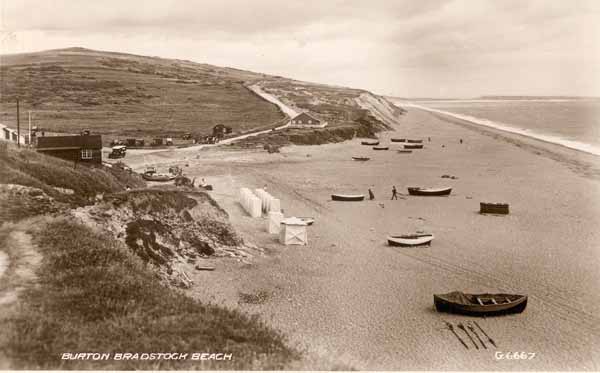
xmin=16 ymin=99 xmax=20 ymax=148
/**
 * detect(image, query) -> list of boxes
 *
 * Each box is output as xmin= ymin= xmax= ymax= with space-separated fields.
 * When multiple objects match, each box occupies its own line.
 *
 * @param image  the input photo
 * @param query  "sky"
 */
xmin=1 ymin=0 xmax=599 ymax=98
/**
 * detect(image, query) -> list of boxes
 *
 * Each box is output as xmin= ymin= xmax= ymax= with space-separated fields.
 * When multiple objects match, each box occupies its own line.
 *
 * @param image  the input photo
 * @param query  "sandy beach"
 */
xmin=122 ymin=107 xmax=600 ymax=370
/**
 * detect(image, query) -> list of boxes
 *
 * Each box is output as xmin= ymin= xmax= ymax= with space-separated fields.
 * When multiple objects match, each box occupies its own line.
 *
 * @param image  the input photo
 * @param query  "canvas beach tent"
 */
xmin=279 ymin=217 xmax=308 ymax=245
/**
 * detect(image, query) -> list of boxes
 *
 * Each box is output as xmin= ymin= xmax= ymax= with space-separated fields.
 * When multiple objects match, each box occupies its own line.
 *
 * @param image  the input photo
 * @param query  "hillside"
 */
xmin=0 ymin=47 xmax=404 ymax=146
xmin=0 ymin=47 xmax=286 ymax=142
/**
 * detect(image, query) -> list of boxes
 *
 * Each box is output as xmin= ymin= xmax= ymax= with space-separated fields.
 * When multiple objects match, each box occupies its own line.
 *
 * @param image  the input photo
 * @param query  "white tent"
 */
xmin=268 ymin=211 xmax=284 ymax=234
xmin=279 ymin=217 xmax=308 ymax=245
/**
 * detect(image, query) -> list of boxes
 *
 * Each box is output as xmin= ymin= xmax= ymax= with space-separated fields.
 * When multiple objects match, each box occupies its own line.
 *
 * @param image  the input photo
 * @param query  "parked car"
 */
xmin=108 ymin=145 xmax=127 ymax=159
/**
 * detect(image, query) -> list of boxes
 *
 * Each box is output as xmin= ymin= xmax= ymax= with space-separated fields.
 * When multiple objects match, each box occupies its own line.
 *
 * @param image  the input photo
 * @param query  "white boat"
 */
xmin=387 ymin=234 xmax=434 ymax=247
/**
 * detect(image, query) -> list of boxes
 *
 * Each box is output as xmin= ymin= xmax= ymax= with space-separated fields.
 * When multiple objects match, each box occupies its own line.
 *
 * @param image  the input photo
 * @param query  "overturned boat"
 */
xmin=434 ymin=291 xmax=527 ymax=316
xmin=408 ymin=187 xmax=452 ymax=196
xmin=352 ymin=156 xmax=370 ymax=161
xmin=404 ymin=144 xmax=424 ymax=149
xmin=361 ymin=140 xmax=380 ymax=146
xmin=331 ymin=194 xmax=365 ymax=202
xmin=480 ymin=202 xmax=509 ymax=214
xmin=297 ymin=217 xmax=315 ymax=226
xmin=387 ymin=234 xmax=434 ymax=247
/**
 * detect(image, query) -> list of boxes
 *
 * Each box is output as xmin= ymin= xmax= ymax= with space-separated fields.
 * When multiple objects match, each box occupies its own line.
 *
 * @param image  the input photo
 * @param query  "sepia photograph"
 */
xmin=0 ymin=0 xmax=599 ymax=371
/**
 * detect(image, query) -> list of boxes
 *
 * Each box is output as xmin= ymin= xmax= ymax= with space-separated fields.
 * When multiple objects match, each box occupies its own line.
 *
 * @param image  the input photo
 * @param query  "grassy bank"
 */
xmin=0 ymin=142 xmax=145 ymax=221
xmin=0 ymin=218 xmax=298 ymax=369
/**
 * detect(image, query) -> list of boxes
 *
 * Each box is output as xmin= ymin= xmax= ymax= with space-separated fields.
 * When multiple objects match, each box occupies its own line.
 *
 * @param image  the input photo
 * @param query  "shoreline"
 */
xmin=416 ymin=108 xmax=600 ymax=180
xmin=405 ymin=103 xmax=600 ymax=158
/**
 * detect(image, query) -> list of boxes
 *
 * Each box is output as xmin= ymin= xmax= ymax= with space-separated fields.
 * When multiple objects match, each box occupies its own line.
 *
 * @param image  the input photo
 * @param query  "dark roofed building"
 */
xmin=289 ymin=112 xmax=328 ymax=128
xmin=36 ymin=134 xmax=103 ymax=164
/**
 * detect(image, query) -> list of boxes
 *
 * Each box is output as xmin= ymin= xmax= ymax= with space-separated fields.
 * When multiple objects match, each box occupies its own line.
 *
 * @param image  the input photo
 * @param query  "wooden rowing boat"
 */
xmin=408 ymin=187 xmax=452 ymax=196
xmin=404 ymin=144 xmax=424 ymax=149
xmin=434 ymin=291 xmax=527 ymax=316
xmin=331 ymin=194 xmax=365 ymax=201
xmin=391 ymin=138 xmax=406 ymax=142
xmin=373 ymin=146 xmax=389 ymax=150
xmin=407 ymin=139 xmax=423 ymax=143
xmin=361 ymin=140 xmax=379 ymax=146
xmin=397 ymin=150 xmax=413 ymax=153
xmin=352 ymin=156 xmax=370 ymax=161
xmin=142 ymin=173 xmax=176 ymax=182
xmin=480 ymin=202 xmax=509 ymax=214
xmin=387 ymin=234 xmax=434 ymax=247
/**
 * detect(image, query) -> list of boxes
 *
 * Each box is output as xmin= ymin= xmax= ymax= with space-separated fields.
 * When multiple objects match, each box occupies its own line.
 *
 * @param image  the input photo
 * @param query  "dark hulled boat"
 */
xmin=397 ymin=150 xmax=413 ymax=153
xmin=404 ymin=144 xmax=424 ymax=149
xmin=434 ymin=291 xmax=527 ymax=316
xmin=373 ymin=146 xmax=389 ymax=150
xmin=407 ymin=187 xmax=452 ymax=196
xmin=407 ymin=139 xmax=423 ymax=143
xmin=391 ymin=138 xmax=406 ymax=142
xmin=331 ymin=194 xmax=365 ymax=201
xmin=352 ymin=156 xmax=370 ymax=161
xmin=361 ymin=140 xmax=380 ymax=146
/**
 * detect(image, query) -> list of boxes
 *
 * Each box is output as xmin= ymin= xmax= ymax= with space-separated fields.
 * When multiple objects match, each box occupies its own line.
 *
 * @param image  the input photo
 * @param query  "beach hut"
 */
xmin=268 ymin=211 xmax=284 ymax=234
xmin=279 ymin=217 xmax=308 ymax=245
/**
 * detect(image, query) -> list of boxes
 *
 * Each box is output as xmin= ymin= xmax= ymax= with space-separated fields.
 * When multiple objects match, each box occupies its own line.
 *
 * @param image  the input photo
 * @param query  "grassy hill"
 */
xmin=0 ymin=47 xmax=286 ymax=142
xmin=0 ymin=47 xmax=403 ymax=146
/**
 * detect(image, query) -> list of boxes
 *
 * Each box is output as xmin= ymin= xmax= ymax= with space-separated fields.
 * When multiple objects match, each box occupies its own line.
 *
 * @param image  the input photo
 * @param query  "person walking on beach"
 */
xmin=368 ymin=188 xmax=375 ymax=200
xmin=391 ymin=186 xmax=398 ymax=200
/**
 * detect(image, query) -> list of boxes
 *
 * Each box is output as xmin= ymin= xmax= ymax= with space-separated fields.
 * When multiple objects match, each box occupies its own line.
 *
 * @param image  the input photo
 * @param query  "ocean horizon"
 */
xmin=391 ymin=98 xmax=600 ymax=156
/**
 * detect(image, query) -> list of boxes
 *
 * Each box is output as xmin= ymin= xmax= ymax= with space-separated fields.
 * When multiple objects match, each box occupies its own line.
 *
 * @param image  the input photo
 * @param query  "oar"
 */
xmin=467 ymin=323 xmax=487 ymax=349
xmin=445 ymin=321 xmax=469 ymax=350
xmin=457 ymin=323 xmax=479 ymax=349
xmin=474 ymin=321 xmax=497 ymax=348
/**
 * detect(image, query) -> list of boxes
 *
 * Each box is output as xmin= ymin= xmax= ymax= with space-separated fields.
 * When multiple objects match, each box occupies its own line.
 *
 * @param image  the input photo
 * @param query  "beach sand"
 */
xmin=124 ymin=108 xmax=600 ymax=370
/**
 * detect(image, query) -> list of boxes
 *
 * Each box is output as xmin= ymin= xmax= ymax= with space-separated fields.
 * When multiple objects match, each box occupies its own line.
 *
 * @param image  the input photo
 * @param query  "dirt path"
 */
xmin=0 ymin=224 xmax=42 ymax=306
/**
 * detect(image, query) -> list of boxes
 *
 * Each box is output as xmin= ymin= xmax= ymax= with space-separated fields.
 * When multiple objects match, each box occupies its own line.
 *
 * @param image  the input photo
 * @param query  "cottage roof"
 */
xmin=36 ymin=135 xmax=102 ymax=150
xmin=291 ymin=112 xmax=320 ymax=123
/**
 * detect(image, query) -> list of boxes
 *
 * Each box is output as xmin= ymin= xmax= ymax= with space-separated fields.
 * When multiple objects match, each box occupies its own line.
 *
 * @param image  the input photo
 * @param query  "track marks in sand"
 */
xmin=392 ymin=248 xmax=600 ymax=340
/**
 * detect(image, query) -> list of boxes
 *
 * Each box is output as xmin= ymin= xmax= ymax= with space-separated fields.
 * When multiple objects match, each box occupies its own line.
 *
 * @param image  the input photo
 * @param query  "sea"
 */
xmin=391 ymin=98 xmax=600 ymax=156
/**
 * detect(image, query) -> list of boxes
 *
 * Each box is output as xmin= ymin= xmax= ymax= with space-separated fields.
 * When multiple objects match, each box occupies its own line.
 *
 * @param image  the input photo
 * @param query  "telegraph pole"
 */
xmin=16 ymin=99 xmax=20 ymax=148
xmin=28 ymin=111 xmax=31 ymax=147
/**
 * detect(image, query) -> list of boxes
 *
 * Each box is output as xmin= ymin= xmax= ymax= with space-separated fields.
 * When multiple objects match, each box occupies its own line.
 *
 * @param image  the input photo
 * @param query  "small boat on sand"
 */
xmin=407 ymin=139 xmax=423 ymax=143
xmin=142 ymin=173 xmax=176 ymax=182
xmin=298 ymin=217 xmax=315 ymax=225
xmin=373 ymin=146 xmax=389 ymax=150
xmin=331 ymin=194 xmax=365 ymax=202
xmin=404 ymin=144 xmax=424 ymax=149
xmin=408 ymin=187 xmax=452 ymax=196
xmin=391 ymin=138 xmax=406 ymax=142
xmin=361 ymin=140 xmax=380 ymax=146
xmin=397 ymin=150 xmax=413 ymax=153
xmin=387 ymin=234 xmax=434 ymax=247
xmin=434 ymin=291 xmax=527 ymax=316
xmin=480 ymin=202 xmax=509 ymax=214
xmin=352 ymin=156 xmax=370 ymax=161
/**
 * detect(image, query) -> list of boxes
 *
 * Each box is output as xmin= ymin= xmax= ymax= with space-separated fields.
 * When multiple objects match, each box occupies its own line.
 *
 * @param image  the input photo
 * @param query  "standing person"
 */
xmin=368 ymin=188 xmax=375 ymax=200
xmin=391 ymin=186 xmax=398 ymax=200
